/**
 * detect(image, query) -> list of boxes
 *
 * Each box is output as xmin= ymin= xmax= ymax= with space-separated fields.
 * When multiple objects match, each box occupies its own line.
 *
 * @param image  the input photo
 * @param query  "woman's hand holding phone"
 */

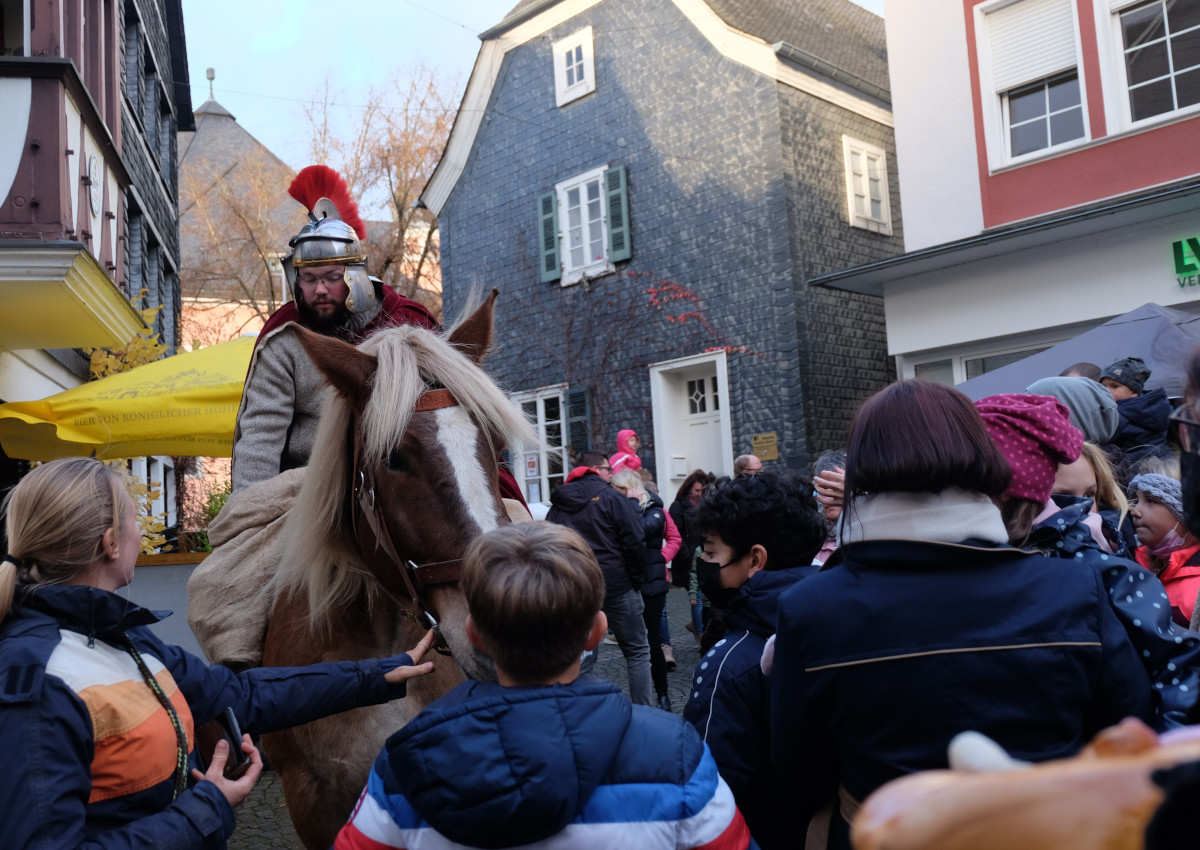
xmin=190 ymin=734 xmax=263 ymax=808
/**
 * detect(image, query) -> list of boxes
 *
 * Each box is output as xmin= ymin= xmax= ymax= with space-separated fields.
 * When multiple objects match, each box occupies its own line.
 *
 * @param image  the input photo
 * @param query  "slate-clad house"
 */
xmin=422 ymin=0 xmax=903 ymax=503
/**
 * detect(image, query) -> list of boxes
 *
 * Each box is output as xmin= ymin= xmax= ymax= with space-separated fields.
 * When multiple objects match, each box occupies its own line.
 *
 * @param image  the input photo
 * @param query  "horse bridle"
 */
xmin=350 ymin=387 xmax=464 ymax=655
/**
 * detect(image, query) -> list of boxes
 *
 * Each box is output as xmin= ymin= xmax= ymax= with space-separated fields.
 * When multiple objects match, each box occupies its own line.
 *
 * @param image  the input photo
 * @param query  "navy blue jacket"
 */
xmin=1113 ymin=387 xmax=1172 ymax=464
xmin=342 ymin=677 xmax=748 ymax=848
xmin=1028 ymin=496 xmax=1200 ymax=730
xmin=771 ymin=538 xmax=1154 ymax=850
xmin=639 ymin=492 xmax=671 ymax=597
xmin=547 ymin=473 xmax=646 ymax=601
xmin=0 ymin=583 xmax=412 ymax=849
xmin=684 ymin=565 xmax=812 ymax=849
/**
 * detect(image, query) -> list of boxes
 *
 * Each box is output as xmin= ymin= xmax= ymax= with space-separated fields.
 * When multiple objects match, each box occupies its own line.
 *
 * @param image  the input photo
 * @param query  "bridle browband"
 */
xmin=350 ymin=387 xmax=464 ymax=654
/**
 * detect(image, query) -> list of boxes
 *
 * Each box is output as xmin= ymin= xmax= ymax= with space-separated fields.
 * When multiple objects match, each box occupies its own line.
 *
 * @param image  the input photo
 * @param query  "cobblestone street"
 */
xmin=229 ymin=586 xmax=704 ymax=848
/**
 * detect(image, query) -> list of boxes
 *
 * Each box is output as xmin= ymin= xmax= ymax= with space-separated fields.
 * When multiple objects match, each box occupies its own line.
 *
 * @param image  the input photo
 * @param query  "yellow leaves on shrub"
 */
xmin=87 ymin=291 xmax=173 ymax=553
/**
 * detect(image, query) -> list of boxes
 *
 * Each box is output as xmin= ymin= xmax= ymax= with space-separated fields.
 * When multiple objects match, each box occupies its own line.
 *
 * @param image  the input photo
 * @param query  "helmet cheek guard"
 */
xmin=344 ymin=266 xmax=374 ymax=313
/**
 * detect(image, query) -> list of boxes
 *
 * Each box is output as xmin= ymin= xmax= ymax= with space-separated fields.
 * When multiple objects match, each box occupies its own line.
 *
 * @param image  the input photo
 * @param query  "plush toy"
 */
xmin=852 ymin=718 xmax=1200 ymax=850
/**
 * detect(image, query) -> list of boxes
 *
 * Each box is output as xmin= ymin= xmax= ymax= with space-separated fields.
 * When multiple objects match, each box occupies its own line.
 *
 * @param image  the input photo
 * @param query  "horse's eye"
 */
xmin=386 ymin=450 xmax=409 ymax=472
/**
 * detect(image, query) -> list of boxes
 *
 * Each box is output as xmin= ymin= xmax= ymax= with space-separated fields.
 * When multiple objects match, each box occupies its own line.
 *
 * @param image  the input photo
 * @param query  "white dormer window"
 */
xmin=841 ymin=137 xmax=893 ymax=235
xmin=553 ymin=26 xmax=596 ymax=107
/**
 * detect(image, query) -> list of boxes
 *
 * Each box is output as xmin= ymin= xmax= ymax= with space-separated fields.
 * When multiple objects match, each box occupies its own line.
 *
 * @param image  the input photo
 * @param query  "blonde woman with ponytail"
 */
xmin=0 ymin=457 xmax=435 ymax=848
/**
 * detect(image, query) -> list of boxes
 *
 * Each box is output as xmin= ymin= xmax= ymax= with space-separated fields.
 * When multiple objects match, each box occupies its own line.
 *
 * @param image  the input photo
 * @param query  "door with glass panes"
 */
xmin=682 ymin=373 xmax=722 ymax=476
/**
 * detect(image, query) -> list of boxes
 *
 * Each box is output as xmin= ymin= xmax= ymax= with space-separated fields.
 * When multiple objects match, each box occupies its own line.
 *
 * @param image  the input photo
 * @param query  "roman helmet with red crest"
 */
xmin=282 ymin=165 xmax=375 ymax=314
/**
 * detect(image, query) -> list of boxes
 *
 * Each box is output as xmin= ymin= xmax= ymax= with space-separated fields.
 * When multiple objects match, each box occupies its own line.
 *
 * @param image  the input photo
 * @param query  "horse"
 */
xmin=259 ymin=290 xmax=537 ymax=848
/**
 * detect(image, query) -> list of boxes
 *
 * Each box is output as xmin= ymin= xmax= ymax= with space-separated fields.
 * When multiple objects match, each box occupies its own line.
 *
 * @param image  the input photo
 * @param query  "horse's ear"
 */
xmin=293 ymin=325 xmax=378 ymax=414
xmin=447 ymin=288 xmax=498 ymax=365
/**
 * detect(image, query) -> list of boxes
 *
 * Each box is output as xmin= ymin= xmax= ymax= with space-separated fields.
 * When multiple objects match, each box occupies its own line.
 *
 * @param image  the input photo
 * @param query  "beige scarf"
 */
xmin=839 ymin=488 xmax=1009 ymax=546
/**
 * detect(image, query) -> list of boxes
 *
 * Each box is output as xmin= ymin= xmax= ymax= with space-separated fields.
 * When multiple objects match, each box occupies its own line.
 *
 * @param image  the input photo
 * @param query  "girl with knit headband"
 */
xmin=1129 ymin=472 xmax=1200 ymax=627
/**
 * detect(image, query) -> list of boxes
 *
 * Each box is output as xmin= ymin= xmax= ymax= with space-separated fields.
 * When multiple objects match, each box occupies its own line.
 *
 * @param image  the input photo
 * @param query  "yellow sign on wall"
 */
xmin=751 ymin=432 xmax=779 ymax=461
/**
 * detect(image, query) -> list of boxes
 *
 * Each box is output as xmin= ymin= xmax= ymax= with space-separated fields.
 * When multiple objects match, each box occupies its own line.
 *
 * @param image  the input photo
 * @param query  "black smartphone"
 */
xmin=194 ymin=707 xmax=251 ymax=780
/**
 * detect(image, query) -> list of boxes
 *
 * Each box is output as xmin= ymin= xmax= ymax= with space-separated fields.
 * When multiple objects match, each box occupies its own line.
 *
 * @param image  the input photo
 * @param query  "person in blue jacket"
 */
xmin=771 ymin=380 xmax=1155 ymax=850
xmin=0 ymin=457 xmax=435 ymax=849
xmin=335 ymin=521 xmax=751 ymax=850
xmin=683 ymin=469 xmax=826 ymax=849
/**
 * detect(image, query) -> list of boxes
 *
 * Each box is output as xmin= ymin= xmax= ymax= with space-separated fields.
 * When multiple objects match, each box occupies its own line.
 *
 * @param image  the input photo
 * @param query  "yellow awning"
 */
xmin=0 ymin=336 xmax=254 ymax=460
xmin=0 ymin=242 xmax=145 ymax=350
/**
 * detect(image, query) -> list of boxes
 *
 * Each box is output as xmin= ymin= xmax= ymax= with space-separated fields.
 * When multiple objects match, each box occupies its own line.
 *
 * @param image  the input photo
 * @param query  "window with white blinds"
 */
xmin=987 ymin=0 xmax=1079 ymax=92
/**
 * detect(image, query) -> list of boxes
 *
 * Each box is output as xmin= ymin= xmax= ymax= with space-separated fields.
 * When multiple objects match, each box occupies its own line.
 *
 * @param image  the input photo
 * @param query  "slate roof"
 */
xmin=177 ymin=98 xmax=302 ymax=300
xmin=491 ymin=0 xmax=888 ymax=92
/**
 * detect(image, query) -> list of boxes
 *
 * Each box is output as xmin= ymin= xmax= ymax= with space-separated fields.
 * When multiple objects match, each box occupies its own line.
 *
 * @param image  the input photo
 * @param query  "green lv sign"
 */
xmin=1175 ymin=238 xmax=1200 ymax=274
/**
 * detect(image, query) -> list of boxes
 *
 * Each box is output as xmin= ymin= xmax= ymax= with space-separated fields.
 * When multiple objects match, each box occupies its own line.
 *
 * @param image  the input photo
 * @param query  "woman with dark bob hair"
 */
xmin=769 ymin=380 xmax=1154 ymax=850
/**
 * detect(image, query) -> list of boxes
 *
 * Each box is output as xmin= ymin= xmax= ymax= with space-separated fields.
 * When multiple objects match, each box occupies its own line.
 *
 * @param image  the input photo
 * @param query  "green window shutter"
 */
xmin=538 ymin=191 xmax=561 ymax=283
xmin=567 ymin=388 xmax=592 ymax=455
xmin=605 ymin=165 xmax=631 ymax=263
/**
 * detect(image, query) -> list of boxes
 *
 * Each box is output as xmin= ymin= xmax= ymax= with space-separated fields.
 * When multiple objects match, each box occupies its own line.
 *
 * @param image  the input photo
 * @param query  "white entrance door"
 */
xmin=649 ymin=352 xmax=733 ymax=496
xmin=682 ymin=374 xmax=722 ymax=477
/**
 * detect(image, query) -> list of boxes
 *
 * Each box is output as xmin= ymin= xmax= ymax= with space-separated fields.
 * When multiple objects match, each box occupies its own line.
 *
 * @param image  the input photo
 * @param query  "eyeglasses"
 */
xmin=1170 ymin=403 xmax=1200 ymax=454
xmin=296 ymin=270 xmax=346 ymax=287
xmin=596 ymin=465 xmax=612 ymax=472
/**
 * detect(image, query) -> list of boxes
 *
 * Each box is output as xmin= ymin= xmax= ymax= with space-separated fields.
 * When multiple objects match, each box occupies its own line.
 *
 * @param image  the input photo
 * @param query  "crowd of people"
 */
xmin=7 ymin=322 xmax=1200 ymax=849
xmin=526 ymin=352 xmax=1200 ymax=849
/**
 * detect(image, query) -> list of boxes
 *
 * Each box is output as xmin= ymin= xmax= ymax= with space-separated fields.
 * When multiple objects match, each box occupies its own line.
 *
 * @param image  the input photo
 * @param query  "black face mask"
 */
xmin=696 ymin=556 xmax=742 ymax=610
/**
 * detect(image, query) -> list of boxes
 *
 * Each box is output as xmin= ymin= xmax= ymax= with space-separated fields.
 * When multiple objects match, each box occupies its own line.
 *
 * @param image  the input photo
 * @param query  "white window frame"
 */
xmin=841 ymin=137 xmax=893 ymax=235
xmin=510 ymin=384 xmax=568 ymax=506
xmin=1001 ymin=70 xmax=1088 ymax=159
xmin=975 ymin=0 xmax=1090 ymax=170
xmin=1096 ymin=0 xmax=1200 ymax=133
xmin=555 ymin=164 xmax=612 ymax=285
xmin=900 ymin=337 xmax=1068 ymax=384
xmin=552 ymin=26 xmax=596 ymax=107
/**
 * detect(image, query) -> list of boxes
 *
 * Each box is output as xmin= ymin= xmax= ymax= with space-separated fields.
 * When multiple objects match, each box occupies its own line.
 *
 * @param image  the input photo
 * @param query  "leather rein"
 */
xmin=350 ymin=387 xmax=463 ymax=655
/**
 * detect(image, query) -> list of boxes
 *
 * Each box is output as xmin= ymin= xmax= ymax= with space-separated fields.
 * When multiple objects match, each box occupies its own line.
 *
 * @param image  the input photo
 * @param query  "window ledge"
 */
xmin=557 ymin=84 xmax=594 ymax=107
xmin=851 ymin=218 xmax=893 ymax=236
xmin=561 ymin=263 xmax=616 ymax=287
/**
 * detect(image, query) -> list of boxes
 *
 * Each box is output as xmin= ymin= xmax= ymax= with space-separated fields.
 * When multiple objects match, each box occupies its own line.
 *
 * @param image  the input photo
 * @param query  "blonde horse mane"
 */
xmin=267 ymin=322 xmax=537 ymax=626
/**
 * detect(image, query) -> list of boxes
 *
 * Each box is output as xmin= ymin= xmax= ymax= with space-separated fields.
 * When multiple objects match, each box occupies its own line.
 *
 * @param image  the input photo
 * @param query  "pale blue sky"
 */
xmin=181 ymin=0 xmax=886 ymax=172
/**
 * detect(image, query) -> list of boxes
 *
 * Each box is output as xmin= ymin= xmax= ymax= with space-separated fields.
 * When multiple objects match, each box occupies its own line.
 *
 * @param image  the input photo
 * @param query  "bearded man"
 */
xmin=231 ymin=166 xmax=438 ymax=492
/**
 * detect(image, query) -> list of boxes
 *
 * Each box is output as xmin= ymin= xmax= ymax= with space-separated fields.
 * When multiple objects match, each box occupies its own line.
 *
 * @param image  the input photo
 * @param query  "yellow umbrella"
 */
xmin=0 ymin=336 xmax=255 ymax=460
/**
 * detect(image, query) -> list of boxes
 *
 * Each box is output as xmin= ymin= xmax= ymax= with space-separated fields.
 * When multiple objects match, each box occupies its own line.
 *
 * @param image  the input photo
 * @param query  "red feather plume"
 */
xmin=287 ymin=165 xmax=366 ymax=240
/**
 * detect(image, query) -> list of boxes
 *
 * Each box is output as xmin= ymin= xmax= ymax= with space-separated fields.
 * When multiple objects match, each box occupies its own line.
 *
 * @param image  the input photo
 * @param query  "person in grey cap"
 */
xmin=1101 ymin=356 xmax=1151 ymax=400
xmin=1130 ymin=472 xmax=1200 ymax=627
xmin=1099 ymin=356 xmax=1172 ymax=469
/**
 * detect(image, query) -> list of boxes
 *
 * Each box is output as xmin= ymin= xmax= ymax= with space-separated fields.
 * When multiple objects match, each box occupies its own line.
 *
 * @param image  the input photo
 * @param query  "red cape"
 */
xmin=254 ymin=287 xmax=439 ymax=351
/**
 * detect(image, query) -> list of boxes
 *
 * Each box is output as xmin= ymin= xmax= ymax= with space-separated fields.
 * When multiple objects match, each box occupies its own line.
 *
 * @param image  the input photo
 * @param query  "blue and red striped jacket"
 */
xmin=335 ymin=677 xmax=750 ymax=850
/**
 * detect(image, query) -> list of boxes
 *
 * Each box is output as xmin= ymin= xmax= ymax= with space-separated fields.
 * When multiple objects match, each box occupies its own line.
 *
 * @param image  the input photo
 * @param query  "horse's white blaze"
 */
xmin=435 ymin=406 xmax=498 ymax=535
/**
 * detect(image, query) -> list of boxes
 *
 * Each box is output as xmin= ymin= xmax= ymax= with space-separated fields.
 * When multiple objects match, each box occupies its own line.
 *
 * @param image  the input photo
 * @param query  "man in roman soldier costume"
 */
xmin=192 ymin=166 xmax=525 ymax=671
xmin=231 ymin=165 xmax=439 ymax=492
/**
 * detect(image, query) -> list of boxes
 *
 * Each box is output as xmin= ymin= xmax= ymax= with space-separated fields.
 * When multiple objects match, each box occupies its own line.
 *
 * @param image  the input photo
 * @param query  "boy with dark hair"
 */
xmin=334 ymin=522 xmax=750 ymax=850
xmin=684 ymin=470 xmax=826 ymax=849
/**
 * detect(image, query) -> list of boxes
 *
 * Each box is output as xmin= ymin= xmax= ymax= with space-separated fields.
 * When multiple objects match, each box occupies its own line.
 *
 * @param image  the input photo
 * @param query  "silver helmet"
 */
xmin=283 ymin=166 xmax=376 ymax=314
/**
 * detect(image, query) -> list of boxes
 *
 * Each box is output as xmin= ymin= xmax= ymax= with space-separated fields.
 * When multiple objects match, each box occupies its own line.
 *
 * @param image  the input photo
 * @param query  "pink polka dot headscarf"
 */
xmin=974 ymin=394 xmax=1084 ymax=504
